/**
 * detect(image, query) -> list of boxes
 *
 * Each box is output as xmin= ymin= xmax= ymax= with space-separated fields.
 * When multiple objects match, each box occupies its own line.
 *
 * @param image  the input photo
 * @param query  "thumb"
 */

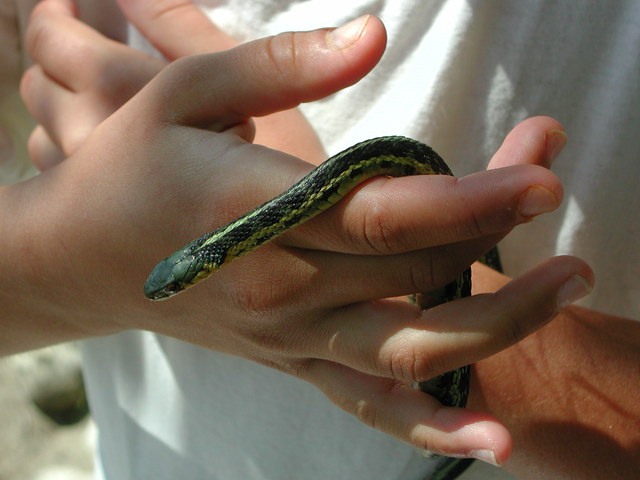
xmin=487 ymin=116 xmax=568 ymax=170
xmin=116 ymin=0 xmax=237 ymax=57
xmin=141 ymin=15 xmax=386 ymax=129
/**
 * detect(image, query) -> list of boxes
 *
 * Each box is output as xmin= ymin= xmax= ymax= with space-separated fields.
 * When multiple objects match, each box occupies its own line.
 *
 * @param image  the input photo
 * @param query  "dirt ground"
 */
xmin=0 ymin=345 xmax=517 ymax=480
xmin=0 ymin=345 xmax=94 ymax=480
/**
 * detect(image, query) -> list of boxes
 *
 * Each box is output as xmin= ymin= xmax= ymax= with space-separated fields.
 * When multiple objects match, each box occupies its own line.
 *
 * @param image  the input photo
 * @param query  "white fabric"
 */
xmin=80 ymin=1 xmax=640 ymax=479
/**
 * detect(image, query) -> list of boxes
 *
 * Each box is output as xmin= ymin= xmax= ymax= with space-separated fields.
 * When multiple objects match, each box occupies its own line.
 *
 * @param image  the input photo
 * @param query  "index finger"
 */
xmin=116 ymin=0 xmax=237 ymax=57
xmin=137 ymin=16 xmax=386 ymax=129
xmin=283 ymin=163 xmax=562 ymax=255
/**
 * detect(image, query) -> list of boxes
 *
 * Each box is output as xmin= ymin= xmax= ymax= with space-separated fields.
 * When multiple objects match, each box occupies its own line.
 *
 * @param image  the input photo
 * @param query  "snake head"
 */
xmin=143 ymin=247 xmax=205 ymax=300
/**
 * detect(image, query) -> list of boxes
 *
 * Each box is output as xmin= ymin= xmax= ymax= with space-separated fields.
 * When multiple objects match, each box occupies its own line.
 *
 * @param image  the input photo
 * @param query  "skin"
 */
xmin=471 ymin=265 xmax=640 ymax=479
xmin=8 ymin=0 xmax=639 ymax=477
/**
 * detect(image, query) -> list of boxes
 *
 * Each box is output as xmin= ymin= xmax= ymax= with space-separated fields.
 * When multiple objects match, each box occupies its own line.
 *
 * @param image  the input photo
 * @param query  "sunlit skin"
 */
xmin=6 ymin=1 xmax=637 ymax=478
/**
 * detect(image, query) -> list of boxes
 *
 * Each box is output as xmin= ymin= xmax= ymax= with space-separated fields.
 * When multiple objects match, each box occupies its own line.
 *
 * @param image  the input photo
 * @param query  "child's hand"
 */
xmin=22 ymin=0 xmax=326 ymax=170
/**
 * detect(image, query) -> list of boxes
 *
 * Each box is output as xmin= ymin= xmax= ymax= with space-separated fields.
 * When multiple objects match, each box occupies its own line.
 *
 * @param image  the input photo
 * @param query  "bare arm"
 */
xmin=470 ymin=263 xmax=640 ymax=479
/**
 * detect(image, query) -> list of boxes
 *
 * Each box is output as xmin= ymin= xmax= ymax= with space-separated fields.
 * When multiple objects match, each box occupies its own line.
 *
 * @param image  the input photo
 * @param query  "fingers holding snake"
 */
xmin=297 ymin=255 xmax=592 ymax=462
xmin=277 ymin=161 xmax=562 ymax=255
xmin=141 ymin=132 xmax=593 ymax=467
xmin=18 ymin=6 xmax=596 ymax=471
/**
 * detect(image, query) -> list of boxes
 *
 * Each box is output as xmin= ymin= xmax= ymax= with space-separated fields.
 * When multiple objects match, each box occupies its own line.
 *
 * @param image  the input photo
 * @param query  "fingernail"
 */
xmin=327 ymin=15 xmax=369 ymax=50
xmin=471 ymin=449 xmax=499 ymax=466
xmin=557 ymin=274 xmax=593 ymax=309
xmin=518 ymin=185 xmax=560 ymax=217
xmin=545 ymin=129 xmax=567 ymax=166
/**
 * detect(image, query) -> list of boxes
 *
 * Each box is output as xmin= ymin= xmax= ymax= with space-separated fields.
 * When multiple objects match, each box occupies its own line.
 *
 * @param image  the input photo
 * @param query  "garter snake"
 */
xmin=144 ymin=136 xmax=482 ymax=480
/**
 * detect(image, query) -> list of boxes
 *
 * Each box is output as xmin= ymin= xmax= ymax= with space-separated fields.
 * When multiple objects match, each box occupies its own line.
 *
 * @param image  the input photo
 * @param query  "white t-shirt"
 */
xmin=79 ymin=1 xmax=639 ymax=479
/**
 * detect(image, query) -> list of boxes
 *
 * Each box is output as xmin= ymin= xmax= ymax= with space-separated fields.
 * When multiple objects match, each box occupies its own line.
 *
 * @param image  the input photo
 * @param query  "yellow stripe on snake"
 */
xmin=144 ymin=136 xmax=479 ymax=480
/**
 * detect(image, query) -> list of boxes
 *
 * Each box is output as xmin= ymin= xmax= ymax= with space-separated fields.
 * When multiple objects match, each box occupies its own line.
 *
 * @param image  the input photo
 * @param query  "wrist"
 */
xmin=469 ymin=305 xmax=640 ymax=479
xmin=0 ymin=179 xmax=123 ymax=354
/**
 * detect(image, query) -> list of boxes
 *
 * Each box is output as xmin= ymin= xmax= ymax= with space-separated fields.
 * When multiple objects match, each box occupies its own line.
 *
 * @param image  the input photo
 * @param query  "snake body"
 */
xmin=144 ymin=136 xmax=475 ymax=479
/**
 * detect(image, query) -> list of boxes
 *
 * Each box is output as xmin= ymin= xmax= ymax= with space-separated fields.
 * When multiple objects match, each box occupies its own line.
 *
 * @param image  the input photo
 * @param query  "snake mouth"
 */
xmin=143 ymin=278 xmax=183 ymax=301
xmin=143 ymin=260 xmax=182 ymax=300
xmin=144 ymin=249 xmax=202 ymax=300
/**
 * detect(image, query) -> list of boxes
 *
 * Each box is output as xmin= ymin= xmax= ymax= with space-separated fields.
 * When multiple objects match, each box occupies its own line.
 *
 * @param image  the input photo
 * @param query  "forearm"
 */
xmin=470 ymin=263 xmax=640 ymax=479
xmin=0 ymin=181 xmax=120 ymax=355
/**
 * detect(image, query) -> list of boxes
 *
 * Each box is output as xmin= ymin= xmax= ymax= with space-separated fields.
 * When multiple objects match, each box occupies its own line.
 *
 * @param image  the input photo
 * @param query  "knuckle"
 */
xmin=258 ymin=31 xmax=307 ymax=104
xmin=60 ymin=127 xmax=89 ymax=157
xmin=26 ymin=128 xmax=44 ymax=166
xmin=456 ymin=178 xmax=494 ymax=238
xmin=407 ymin=258 xmax=439 ymax=293
xmin=503 ymin=310 xmax=528 ymax=345
xmin=389 ymin=349 xmax=419 ymax=382
xmin=230 ymin=306 xmax=289 ymax=352
xmin=499 ymin=295 xmax=556 ymax=346
xmin=27 ymin=4 xmax=90 ymax=63
xmin=352 ymin=383 xmax=391 ymax=430
xmin=92 ymin=60 xmax=129 ymax=96
xmin=229 ymin=279 xmax=280 ymax=318
xmin=472 ymin=204 xmax=519 ymax=235
xmin=147 ymin=0 xmax=192 ymax=22
xmin=288 ymin=359 xmax=314 ymax=380
xmin=95 ymin=56 xmax=159 ymax=103
xmin=227 ymin=254 xmax=293 ymax=317
xmin=263 ymin=31 xmax=299 ymax=81
xmin=358 ymin=196 xmax=408 ymax=254
xmin=353 ymin=381 xmax=405 ymax=433
xmin=25 ymin=3 xmax=49 ymax=56
xmin=158 ymin=55 xmax=188 ymax=83
xmin=455 ymin=177 xmax=521 ymax=238
xmin=408 ymin=248 xmax=462 ymax=294
xmin=26 ymin=126 xmax=57 ymax=165
xmin=467 ymin=206 xmax=486 ymax=238
xmin=155 ymin=55 xmax=200 ymax=90
xmin=495 ymin=291 xmax=543 ymax=347
xmin=361 ymin=200 xmax=393 ymax=253
xmin=409 ymin=430 xmax=439 ymax=454
xmin=450 ymin=206 xmax=488 ymax=242
xmin=227 ymin=279 xmax=306 ymax=353
xmin=414 ymin=356 xmax=440 ymax=384
xmin=19 ymin=67 xmax=37 ymax=103
xmin=354 ymin=397 xmax=378 ymax=429
xmin=383 ymin=341 xmax=437 ymax=383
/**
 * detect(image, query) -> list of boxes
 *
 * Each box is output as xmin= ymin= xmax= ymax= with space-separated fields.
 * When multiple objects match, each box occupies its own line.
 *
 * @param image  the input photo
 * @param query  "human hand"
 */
xmin=468 ymin=262 xmax=639 ymax=479
xmin=22 ymin=0 xmax=325 ymax=169
xmin=113 ymin=0 xmax=326 ymax=160
xmin=15 ymin=7 xmax=594 ymax=465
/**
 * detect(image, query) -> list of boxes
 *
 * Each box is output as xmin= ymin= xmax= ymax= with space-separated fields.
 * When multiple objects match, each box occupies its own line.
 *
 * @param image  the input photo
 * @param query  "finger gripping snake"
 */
xmin=144 ymin=136 xmax=481 ymax=479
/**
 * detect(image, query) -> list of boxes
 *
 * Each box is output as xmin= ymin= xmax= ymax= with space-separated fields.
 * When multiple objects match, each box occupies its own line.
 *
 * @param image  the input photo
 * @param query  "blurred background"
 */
xmin=0 ymin=344 xmax=94 ymax=480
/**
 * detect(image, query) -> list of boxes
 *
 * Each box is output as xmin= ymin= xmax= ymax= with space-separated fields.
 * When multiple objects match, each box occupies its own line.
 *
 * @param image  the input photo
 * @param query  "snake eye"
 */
xmin=163 ymin=283 xmax=180 ymax=295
